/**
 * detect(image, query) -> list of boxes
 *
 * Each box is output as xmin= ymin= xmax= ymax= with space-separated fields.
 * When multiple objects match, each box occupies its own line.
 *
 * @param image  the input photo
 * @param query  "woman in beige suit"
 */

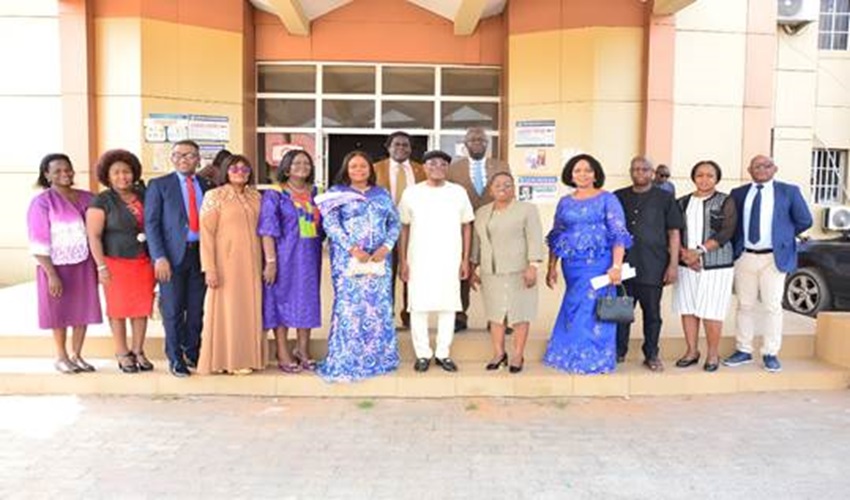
xmin=470 ymin=172 xmax=544 ymax=373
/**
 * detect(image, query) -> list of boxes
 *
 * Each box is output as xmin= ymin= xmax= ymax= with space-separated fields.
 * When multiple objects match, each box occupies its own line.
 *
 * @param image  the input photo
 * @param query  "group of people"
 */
xmin=26 ymin=125 xmax=812 ymax=382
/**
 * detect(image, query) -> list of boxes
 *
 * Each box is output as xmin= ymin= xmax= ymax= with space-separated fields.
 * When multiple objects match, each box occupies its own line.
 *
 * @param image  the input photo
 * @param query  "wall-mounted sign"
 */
xmin=515 ymin=119 xmax=556 ymax=148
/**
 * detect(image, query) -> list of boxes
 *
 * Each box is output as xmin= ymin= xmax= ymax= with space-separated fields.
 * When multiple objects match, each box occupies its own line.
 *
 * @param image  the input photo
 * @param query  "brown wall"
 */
xmin=255 ymin=0 xmax=504 ymax=65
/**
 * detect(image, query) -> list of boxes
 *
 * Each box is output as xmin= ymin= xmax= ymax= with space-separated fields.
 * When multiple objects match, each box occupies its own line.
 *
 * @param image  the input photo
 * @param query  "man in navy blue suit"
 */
xmin=145 ymin=140 xmax=214 ymax=377
xmin=724 ymin=154 xmax=813 ymax=373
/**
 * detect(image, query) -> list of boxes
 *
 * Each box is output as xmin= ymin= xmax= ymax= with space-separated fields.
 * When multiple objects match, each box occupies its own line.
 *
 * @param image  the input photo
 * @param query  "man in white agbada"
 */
xmin=398 ymin=150 xmax=474 ymax=372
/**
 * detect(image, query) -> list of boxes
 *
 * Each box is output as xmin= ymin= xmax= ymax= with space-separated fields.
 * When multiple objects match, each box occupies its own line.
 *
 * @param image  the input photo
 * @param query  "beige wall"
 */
xmin=0 ymin=1 xmax=76 ymax=284
xmin=670 ymin=0 xmax=776 ymax=194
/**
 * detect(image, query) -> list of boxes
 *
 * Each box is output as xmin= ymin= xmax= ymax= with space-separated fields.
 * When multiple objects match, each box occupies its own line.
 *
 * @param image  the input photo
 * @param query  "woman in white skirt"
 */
xmin=673 ymin=161 xmax=738 ymax=372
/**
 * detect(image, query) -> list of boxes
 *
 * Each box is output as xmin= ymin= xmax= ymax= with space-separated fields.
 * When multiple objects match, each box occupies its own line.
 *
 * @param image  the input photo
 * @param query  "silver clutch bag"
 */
xmin=345 ymin=258 xmax=386 ymax=277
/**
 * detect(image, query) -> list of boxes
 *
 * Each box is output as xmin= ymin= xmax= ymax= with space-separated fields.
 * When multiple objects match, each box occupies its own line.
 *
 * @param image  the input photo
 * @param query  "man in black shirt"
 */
xmin=614 ymin=156 xmax=684 ymax=371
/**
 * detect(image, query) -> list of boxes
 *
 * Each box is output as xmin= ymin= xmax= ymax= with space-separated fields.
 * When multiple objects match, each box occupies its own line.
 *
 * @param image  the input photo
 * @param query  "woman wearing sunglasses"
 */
xmin=197 ymin=155 xmax=266 ymax=375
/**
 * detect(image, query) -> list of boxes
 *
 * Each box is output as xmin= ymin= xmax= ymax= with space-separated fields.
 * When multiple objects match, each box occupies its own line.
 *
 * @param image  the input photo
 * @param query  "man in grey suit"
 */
xmin=447 ymin=127 xmax=510 ymax=331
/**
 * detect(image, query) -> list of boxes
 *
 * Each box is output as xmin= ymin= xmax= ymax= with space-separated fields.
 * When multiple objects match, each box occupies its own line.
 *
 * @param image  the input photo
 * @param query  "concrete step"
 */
xmin=0 ymin=330 xmax=817 ymax=361
xmin=0 ymin=357 xmax=846 ymax=398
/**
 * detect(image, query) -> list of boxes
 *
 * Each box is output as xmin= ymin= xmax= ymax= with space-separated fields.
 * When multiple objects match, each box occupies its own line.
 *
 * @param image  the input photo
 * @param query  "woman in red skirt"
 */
xmin=86 ymin=150 xmax=156 ymax=373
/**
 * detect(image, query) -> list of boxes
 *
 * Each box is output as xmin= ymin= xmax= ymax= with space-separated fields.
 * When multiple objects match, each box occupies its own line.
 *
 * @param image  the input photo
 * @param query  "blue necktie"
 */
xmin=748 ymin=184 xmax=763 ymax=245
xmin=472 ymin=160 xmax=485 ymax=196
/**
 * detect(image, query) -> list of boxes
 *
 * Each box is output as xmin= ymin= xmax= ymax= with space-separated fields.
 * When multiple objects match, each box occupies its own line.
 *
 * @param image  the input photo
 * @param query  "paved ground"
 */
xmin=1 ymin=392 xmax=849 ymax=499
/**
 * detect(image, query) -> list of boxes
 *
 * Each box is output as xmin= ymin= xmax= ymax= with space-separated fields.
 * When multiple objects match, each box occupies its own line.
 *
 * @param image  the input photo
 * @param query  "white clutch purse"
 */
xmin=345 ymin=258 xmax=386 ymax=277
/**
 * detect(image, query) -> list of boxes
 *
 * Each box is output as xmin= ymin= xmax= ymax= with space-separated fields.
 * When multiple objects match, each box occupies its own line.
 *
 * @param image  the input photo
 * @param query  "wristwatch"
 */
xmin=696 ymin=244 xmax=707 ymax=255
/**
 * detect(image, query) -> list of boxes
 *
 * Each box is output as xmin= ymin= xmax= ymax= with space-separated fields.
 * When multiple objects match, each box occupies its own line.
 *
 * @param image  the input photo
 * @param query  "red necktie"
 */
xmin=186 ymin=175 xmax=199 ymax=232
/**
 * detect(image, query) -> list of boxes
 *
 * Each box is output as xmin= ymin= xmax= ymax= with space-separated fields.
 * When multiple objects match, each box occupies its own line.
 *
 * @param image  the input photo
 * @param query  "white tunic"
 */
xmin=399 ymin=181 xmax=475 ymax=312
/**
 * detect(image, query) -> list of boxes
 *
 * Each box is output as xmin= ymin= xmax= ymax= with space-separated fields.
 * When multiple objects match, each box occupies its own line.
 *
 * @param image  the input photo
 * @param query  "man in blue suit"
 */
xmin=145 ymin=140 xmax=214 ymax=377
xmin=723 ymin=154 xmax=813 ymax=373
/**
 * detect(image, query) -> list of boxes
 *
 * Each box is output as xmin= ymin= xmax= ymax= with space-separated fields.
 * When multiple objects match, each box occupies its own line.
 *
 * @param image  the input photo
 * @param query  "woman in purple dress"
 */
xmin=27 ymin=153 xmax=103 ymax=374
xmin=258 ymin=150 xmax=323 ymax=373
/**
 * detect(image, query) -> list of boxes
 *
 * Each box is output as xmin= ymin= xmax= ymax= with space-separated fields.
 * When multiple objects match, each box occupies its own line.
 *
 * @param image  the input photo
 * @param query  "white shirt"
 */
xmin=389 ymin=160 xmax=414 ymax=203
xmin=398 ymin=182 xmax=475 ymax=312
xmin=742 ymin=179 xmax=775 ymax=250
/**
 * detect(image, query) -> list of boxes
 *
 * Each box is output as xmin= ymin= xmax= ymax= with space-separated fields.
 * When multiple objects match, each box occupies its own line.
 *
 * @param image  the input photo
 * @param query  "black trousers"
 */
xmin=391 ymin=246 xmax=409 ymax=326
xmin=456 ymin=277 xmax=470 ymax=327
xmin=159 ymin=245 xmax=206 ymax=368
xmin=616 ymin=282 xmax=663 ymax=360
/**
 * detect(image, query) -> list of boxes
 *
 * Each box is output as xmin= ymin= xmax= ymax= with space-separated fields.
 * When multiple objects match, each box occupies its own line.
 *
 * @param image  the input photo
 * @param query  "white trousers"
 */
xmin=734 ymin=252 xmax=786 ymax=356
xmin=410 ymin=311 xmax=455 ymax=359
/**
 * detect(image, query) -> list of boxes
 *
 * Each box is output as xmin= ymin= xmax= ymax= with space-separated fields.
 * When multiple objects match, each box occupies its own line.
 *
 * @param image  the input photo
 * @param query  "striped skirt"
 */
xmin=673 ymin=265 xmax=734 ymax=321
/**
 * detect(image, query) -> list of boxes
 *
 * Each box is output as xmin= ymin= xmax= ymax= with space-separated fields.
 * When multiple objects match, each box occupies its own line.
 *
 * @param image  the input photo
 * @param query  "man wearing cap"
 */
xmin=398 ymin=150 xmax=474 ymax=372
xmin=448 ymin=127 xmax=510 ymax=332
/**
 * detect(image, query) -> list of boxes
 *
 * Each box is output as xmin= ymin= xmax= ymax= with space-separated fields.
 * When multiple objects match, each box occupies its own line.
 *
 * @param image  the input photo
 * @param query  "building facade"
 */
xmin=1 ymin=0 xmax=848 ymax=284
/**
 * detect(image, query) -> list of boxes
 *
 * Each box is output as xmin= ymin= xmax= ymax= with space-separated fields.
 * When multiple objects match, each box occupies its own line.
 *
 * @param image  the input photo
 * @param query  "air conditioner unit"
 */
xmin=824 ymin=205 xmax=850 ymax=231
xmin=777 ymin=0 xmax=819 ymax=25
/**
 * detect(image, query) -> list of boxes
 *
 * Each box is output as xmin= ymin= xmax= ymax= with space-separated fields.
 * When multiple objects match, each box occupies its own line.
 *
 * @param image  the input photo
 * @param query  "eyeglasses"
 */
xmin=228 ymin=165 xmax=252 ymax=174
xmin=751 ymin=162 xmax=775 ymax=170
xmin=172 ymin=152 xmax=199 ymax=160
xmin=655 ymin=173 xmax=670 ymax=178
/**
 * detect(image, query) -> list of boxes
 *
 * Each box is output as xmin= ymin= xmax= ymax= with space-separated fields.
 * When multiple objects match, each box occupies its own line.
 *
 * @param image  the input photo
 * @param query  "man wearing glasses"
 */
xmin=145 ymin=140 xmax=215 ymax=377
xmin=653 ymin=164 xmax=676 ymax=196
xmin=724 ymin=155 xmax=812 ymax=373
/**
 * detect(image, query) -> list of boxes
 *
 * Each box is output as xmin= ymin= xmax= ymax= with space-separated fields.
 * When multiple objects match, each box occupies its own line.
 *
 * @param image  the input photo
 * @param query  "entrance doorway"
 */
xmin=326 ymin=134 xmax=429 ymax=186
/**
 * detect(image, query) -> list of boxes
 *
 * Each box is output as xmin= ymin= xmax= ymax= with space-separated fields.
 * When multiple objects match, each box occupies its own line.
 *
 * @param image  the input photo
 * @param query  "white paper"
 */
xmin=590 ymin=263 xmax=636 ymax=290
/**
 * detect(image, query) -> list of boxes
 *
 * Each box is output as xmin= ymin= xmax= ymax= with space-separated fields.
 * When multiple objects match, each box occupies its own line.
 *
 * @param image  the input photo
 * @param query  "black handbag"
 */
xmin=595 ymin=285 xmax=635 ymax=323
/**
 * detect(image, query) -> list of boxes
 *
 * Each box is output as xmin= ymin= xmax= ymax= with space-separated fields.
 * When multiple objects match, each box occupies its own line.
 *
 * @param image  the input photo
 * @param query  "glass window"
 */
xmin=322 ymin=99 xmax=375 ymax=128
xmin=258 ymin=99 xmax=315 ymax=127
xmin=811 ymin=149 xmax=847 ymax=205
xmin=441 ymin=68 xmax=500 ymax=96
xmin=382 ymin=66 xmax=435 ymax=95
xmin=323 ymin=66 xmax=375 ymax=94
xmin=440 ymin=134 xmax=499 ymax=160
xmin=820 ymin=0 xmax=850 ymax=50
xmin=381 ymin=101 xmax=434 ymax=129
xmin=258 ymin=65 xmax=315 ymax=93
xmin=257 ymin=132 xmax=318 ymax=184
xmin=441 ymin=102 xmax=499 ymax=130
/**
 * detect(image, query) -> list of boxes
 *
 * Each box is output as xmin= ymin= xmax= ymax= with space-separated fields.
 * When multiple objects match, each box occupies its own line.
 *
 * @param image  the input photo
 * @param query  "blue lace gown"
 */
xmin=316 ymin=185 xmax=401 ymax=382
xmin=543 ymin=192 xmax=632 ymax=374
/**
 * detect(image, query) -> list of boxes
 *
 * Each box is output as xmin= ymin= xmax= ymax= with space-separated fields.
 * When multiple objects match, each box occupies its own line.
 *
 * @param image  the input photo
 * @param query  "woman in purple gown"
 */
xmin=258 ymin=150 xmax=323 ymax=373
xmin=27 ymin=153 xmax=103 ymax=374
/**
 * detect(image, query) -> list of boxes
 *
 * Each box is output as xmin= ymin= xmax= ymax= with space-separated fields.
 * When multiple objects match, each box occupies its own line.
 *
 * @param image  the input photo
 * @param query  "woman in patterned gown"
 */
xmin=258 ymin=149 xmax=323 ymax=373
xmin=316 ymin=151 xmax=401 ymax=382
xmin=544 ymin=154 xmax=632 ymax=374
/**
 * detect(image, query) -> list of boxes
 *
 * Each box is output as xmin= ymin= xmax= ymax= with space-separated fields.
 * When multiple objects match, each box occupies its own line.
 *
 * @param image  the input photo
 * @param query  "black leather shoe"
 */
xmin=169 ymin=363 xmax=191 ymax=378
xmin=454 ymin=322 xmax=467 ymax=333
xmin=675 ymin=352 xmax=700 ymax=368
xmin=703 ymin=360 xmax=719 ymax=372
xmin=435 ymin=357 xmax=458 ymax=372
xmin=486 ymin=353 xmax=508 ymax=371
xmin=413 ymin=358 xmax=430 ymax=372
xmin=509 ymin=360 xmax=524 ymax=374
xmin=184 ymin=357 xmax=198 ymax=370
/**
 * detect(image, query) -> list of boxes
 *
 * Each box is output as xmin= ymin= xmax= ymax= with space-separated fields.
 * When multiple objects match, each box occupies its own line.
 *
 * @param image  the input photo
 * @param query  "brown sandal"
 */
xmin=292 ymin=349 xmax=317 ymax=371
xmin=133 ymin=351 xmax=154 ymax=372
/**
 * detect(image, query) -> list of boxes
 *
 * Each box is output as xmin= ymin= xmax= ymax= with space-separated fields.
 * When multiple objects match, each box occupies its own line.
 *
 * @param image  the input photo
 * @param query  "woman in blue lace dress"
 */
xmin=316 ymin=151 xmax=401 ymax=382
xmin=544 ymin=154 xmax=632 ymax=374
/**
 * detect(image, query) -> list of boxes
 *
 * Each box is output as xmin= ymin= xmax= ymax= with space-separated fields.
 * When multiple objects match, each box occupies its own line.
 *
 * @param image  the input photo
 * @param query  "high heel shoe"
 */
xmin=116 ymin=352 xmax=139 ymax=373
xmin=133 ymin=351 xmax=154 ymax=372
xmin=509 ymin=358 xmax=524 ymax=374
xmin=485 ymin=353 xmax=508 ymax=371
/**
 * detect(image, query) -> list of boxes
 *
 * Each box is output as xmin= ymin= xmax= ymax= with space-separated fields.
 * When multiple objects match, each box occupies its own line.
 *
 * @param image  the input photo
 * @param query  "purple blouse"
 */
xmin=27 ymin=189 xmax=93 ymax=265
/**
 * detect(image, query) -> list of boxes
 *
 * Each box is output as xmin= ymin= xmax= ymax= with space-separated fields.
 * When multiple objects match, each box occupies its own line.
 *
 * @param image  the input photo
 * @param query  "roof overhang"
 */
xmin=250 ymin=0 xmax=506 ymax=36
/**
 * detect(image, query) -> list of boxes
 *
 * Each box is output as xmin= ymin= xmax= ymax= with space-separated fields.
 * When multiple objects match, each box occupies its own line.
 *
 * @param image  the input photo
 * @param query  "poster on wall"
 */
xmin=517 ymin=175 xmax=559 ymax=204
xmin=515 ymin=120 xmax=556 ymax=147
xmin=145 ymin=113 xmax=231 ymax=171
